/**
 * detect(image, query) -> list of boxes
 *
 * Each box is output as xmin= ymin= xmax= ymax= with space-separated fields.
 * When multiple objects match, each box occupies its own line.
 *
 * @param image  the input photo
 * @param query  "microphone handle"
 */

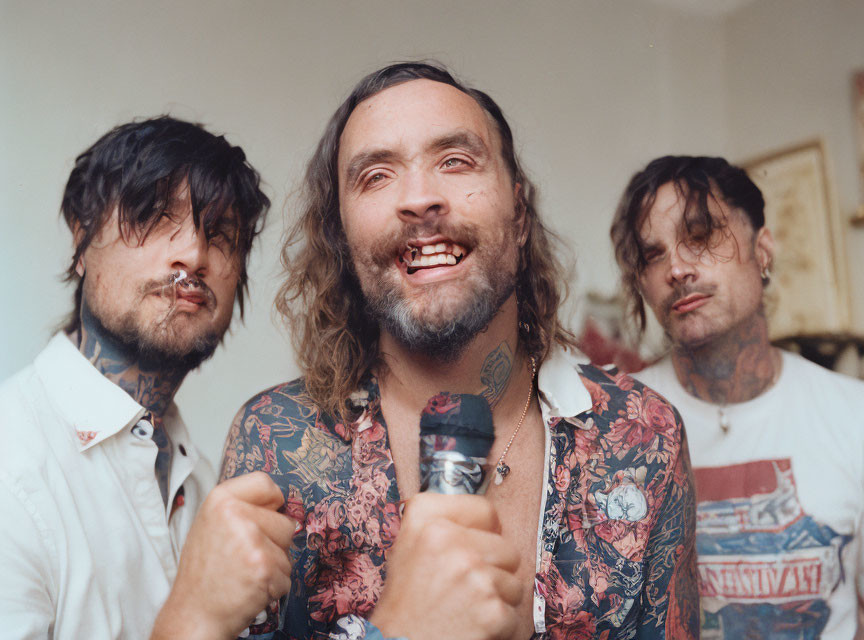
xmin=419 ymin=436 xmax=490 ymax=495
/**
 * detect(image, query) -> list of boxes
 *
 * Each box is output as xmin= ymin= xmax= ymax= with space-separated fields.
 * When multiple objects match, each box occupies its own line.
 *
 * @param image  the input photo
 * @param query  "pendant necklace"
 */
xmin=493 ymin=356 xmax=537 ymax=485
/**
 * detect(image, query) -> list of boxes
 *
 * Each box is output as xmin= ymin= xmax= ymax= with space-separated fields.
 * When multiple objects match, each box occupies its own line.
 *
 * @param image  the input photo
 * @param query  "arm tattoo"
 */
xmin=219 ymin=409 xmax=246 ymax=482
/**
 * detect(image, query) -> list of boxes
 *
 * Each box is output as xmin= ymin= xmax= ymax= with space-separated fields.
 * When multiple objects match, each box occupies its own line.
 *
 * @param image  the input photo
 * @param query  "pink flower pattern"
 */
xmin=225 ymin=365 xmax=697 ymax=639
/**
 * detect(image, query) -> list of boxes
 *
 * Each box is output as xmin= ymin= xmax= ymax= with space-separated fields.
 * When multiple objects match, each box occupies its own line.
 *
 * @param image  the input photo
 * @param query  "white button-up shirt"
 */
xmin=0 ymin=333 xmax=214 ymax=638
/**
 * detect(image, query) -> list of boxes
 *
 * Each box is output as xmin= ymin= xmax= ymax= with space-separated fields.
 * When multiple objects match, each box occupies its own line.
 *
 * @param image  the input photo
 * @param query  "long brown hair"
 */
xmin=277 ymin=62 xmax=577 ymax=420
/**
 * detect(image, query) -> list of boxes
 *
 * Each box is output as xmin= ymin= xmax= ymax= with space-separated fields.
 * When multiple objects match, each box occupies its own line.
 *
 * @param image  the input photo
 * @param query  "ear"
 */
xmin=514 ymin=182 xmax=529 ymax=247
xmin=754 ymin=226 xmax=774 ymax=275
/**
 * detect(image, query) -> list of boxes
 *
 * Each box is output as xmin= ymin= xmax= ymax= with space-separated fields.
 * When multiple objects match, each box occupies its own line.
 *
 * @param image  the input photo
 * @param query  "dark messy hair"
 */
xmin=276 ymin=61 xmax=577 ymax=420
xmin=60 ymin=115 xmax=270 ymax=332
xmin=610 ymin=155 xmax=765 ymax=334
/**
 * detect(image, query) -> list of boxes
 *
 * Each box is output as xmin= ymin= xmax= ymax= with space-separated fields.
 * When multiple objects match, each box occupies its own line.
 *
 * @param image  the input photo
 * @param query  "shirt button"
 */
xmin=132 ymin=420 xmax=154 ymax=439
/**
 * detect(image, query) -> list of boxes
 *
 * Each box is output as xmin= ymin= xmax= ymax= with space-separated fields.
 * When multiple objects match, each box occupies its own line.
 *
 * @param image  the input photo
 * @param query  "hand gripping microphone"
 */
xmin=419 ymin=393 xmax=495 ymax=495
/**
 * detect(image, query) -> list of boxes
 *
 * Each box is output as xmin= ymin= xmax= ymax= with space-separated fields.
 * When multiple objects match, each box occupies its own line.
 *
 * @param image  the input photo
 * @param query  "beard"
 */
xmin=367 ymin=275 xmax=515 ymax=363
xmin=106 ymin=308 xmax=223 ymax=372
xmin=352 ymin=220 xmax=519 ymax=362
xmin=82 ymin=282 xmax=225 ymax=373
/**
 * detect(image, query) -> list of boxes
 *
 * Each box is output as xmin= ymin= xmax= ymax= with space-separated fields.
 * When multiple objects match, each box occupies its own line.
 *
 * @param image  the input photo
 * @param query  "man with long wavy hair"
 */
xmin=198 ymin=63 xmax=698 ymax=640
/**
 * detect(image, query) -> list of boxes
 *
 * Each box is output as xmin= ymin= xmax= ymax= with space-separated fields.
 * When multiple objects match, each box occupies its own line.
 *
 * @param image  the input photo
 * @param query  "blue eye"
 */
xmin=442 ymin=157 xmax=467 ymax=169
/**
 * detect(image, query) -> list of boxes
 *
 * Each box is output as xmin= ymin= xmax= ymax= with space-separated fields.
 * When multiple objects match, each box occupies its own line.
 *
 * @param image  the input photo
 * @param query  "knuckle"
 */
xmin=204 ymin=484 xmax=229 ymax=508
xmin=405 ymin=492 xmax=434 ymax=517
xmin=417 ymin=519 xmax=452 ymax=548
xmin=213 ymin=496 xmax=242 ymax=522
xmin=449 ymin=547 xmax=477 ymax=571
xmin=468 ymin=568 xmax=496 ymax=596
xmin=251 ymin=470 xmax=273 ymax=486
xmin=246 ymin=546 xmax=272 ymax=573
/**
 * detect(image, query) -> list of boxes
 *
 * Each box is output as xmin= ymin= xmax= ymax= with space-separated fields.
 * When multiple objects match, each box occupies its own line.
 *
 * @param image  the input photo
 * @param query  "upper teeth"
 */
xmin=405 ymin=242 xmax=465 ymax=268
xmin=421 ymin=243 xmax=447 ymax=255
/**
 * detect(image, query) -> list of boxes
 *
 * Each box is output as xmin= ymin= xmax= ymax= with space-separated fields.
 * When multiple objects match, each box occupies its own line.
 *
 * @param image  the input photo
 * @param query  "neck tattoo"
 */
xmin=480 ymin=342 xmax=514 ymax=408
xmin=74 ymin=301 xmax=185 ymax=416
xmin=493 ymin=356 xmax=537 ymax=486
xmin=715 ymin=351 xmax=782 ymax=435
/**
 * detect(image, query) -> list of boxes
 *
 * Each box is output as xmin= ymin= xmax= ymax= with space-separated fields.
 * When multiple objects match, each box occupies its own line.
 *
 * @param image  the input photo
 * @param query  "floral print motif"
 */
xmin=76 ymin=429 xmax=99 ymax=446
xmin=222 ymin=363 xmax=697 ymax=639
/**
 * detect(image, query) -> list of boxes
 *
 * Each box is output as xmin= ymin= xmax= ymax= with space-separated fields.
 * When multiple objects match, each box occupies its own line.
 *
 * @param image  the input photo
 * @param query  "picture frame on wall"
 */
xmin=743 ymin=139 xmax=852 ymax=339
xmin=853 ymin=69 xmax=864 ymax=225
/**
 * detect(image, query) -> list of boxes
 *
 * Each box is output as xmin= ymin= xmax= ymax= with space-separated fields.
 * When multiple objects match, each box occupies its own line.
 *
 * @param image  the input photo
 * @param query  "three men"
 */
xmin=0 ymin=116 xmax=269 ymax=637
xmin=209 ymin=63 xmax=698 ymax=639
xmin=611 ymin=155 xmax=864 ymax=638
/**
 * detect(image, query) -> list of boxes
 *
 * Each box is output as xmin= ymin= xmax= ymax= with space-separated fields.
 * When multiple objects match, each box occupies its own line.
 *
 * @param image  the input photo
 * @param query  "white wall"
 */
xmin=0 ymin=0 xmax=806 ymax=467
xmin=723 ymin=0 xmax=864 ymax=330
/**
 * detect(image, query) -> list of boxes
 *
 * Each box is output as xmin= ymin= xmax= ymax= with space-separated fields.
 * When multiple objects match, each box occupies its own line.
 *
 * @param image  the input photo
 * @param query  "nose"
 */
xmin=666 ymin=243 xmax=697 ymax=284
xmin=168 ymin=215 xmax=209 ymax=276
xmin=396 ymin=168 xmax=449 ymax=224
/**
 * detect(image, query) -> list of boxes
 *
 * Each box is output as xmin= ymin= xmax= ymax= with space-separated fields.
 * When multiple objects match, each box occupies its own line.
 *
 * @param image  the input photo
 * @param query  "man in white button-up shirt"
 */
xmin=0 ymin=116 xmax=275 ymax=639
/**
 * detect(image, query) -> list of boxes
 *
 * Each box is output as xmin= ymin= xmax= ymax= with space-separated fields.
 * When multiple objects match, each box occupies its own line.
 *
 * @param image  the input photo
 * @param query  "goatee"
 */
xmin=365 ymin=277 xmax=515 ymax=363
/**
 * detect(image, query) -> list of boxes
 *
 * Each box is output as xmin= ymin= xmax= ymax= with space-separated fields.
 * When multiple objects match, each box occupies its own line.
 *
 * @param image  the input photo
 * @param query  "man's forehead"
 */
xmin=637 ymin=182 xmax=758 ymax=253
xmin=640 ymin=183 xmax=723 ymax=232
xmin=338 ymin=79 xmax=500 ymax=168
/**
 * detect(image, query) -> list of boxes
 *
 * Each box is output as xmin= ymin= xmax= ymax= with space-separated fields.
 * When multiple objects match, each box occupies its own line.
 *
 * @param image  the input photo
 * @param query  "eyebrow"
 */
xmin=343 ymin=149 xmax=399 ymax=190
xmin=342 ymin=129 xmax=491 ymax=189
xmin=427 ymin=130 xmax=490 ymax=159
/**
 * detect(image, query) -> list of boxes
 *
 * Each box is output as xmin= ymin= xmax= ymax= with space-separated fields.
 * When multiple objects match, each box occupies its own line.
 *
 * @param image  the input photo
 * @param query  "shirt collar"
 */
xmin=537 ymin=345 xmax=594 ymax=428
xmin=35 ymin=333 xmax=147 ymax=451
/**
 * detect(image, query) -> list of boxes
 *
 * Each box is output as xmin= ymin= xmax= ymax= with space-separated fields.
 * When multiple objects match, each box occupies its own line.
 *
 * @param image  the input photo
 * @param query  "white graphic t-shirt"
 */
xmin=637 ymin=351 xmax=864 ymax=639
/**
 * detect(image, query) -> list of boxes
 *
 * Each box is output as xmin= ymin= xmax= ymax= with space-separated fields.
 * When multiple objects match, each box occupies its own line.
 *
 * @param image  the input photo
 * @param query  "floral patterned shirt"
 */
xmin=221 ymin=348 xmax=698 ymax=639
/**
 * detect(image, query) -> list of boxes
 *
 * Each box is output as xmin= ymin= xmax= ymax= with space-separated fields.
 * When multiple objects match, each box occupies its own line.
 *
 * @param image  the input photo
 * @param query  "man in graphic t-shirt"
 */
xmin=611 ymin=155 xmax=864 ymax=639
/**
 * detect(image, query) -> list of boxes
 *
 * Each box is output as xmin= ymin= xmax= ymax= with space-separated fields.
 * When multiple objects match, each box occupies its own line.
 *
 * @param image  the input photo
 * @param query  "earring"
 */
xmin=760 ymin=263 xmax=771 ymax=283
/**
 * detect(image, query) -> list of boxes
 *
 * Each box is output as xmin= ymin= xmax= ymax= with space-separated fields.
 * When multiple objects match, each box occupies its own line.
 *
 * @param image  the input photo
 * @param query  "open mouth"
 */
xmin=399 ymin=241 xmax=468 ymax=275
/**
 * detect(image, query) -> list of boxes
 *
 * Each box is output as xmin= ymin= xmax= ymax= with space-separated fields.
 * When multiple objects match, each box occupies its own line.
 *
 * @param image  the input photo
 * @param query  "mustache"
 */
xmin=366 ymin=221 xmax=481 ymax=269
xmin=661 ymin=283 xmax=716 ymax=315
xmin=140 ymin=270 xmax=217 ymax=308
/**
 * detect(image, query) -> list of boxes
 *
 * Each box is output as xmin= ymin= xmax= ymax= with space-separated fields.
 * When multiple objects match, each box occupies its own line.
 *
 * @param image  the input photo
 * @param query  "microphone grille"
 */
xmin=419 ymin=393 xmax=494 ymax=440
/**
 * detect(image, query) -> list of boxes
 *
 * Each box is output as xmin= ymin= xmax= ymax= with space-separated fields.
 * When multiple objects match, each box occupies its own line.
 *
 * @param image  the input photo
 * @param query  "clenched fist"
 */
xmin=369 ymin=492 xmax=522 ymax=640
xmin=151 ymin=472 xmax=297 ymax=640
